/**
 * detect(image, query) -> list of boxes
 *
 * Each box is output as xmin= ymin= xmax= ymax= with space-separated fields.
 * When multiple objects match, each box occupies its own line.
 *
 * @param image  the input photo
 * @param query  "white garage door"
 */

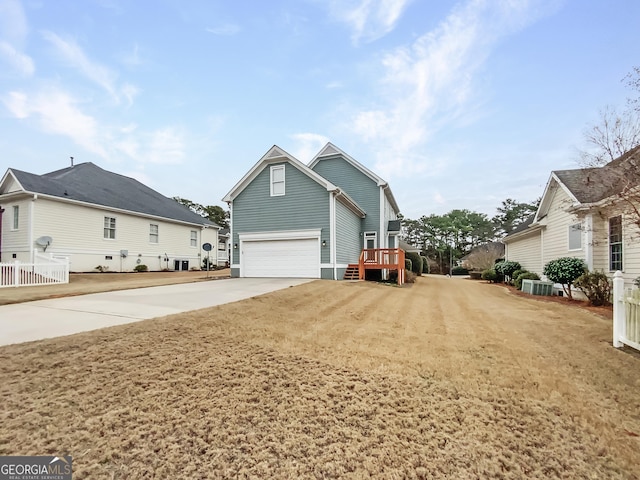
xmin=242 ymin=238 xmax=320 ymax=278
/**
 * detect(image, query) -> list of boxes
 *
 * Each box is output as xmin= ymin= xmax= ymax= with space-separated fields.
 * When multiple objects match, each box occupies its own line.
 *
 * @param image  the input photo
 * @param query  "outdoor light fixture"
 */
xmin=234 ymin=243 xmax=238 ymax=249
xmin=322 ymin=240 xmax=327 ymax=247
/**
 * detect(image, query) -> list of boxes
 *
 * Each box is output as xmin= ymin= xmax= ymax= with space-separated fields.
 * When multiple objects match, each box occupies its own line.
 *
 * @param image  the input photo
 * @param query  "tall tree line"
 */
xmin=401 ymin=198 xmax=538 ymax=273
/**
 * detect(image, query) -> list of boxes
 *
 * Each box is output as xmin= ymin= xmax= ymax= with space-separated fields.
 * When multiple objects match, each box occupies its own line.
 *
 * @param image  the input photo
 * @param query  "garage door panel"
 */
xmin=242 ymin=238 xmax=319 ymax=278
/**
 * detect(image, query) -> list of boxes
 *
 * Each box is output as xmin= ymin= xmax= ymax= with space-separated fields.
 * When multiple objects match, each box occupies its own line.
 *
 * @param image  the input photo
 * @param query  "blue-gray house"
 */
xmin=222 ymin=143 xmax=403 ymax=281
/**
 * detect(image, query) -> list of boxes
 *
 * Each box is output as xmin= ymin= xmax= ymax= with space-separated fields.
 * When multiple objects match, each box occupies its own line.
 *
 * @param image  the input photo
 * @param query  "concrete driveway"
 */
xmin=0 ymin=277 xmax=312 ymax=346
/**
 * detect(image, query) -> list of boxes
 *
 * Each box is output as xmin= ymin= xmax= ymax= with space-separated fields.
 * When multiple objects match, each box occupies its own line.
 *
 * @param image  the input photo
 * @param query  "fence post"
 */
xmin=13 ymin=259 xmax=19 ymax=287
xmin=612 ymin=270 xmax=624 ymax=348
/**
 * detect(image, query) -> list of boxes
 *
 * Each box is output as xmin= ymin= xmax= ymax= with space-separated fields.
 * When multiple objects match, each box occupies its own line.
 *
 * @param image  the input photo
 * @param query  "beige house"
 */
xmin=503 ymin=146 xmax=640 ymax=290
xmin=0 ymin=162 xmax=218 ymax=272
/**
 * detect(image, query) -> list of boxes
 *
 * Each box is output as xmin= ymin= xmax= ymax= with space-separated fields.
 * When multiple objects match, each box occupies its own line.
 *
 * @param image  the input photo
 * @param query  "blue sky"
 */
xmin=0 ymin=0 xmax=638 ymax=219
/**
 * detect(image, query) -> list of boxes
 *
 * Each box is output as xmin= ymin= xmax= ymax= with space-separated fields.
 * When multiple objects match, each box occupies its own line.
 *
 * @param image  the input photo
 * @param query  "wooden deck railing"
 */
xmin=358 ymin=248 xmax=406 ymax=285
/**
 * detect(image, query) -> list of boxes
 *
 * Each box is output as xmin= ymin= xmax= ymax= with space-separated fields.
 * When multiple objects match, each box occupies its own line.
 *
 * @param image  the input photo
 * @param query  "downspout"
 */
xmin=0 ymin=206 xmax=4 ymax=262
xmin=330 ymin=191 xmax=337 ymax=280
xmin=30 ymin=194 xmax=37 ymax=263
xmin=584 ymin=213 xmax=594 ymax=270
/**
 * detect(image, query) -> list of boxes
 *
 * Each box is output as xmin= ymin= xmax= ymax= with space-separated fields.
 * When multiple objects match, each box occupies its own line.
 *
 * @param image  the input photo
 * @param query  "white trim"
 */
xmin=29 ymin=195 xmax=35 ymax=263
xmin=364 ymin=231 xmax=377 ymax=249
xmin=379 ymin=187 xmax=385 ymax=249
xmin=330 ymin=192 xmax=337 ymax=280
xmin=222 ymin=145 xmax=337 ymax=202
xmin=309 ymin=142 xmax=400 ymax=213
xmin=270 ymin=164 xmax=285 ymax=197
xmin=584 ymin=213 xmax=593 ymax=270
xmin=239 ymin=229 xmax=321 ymax=242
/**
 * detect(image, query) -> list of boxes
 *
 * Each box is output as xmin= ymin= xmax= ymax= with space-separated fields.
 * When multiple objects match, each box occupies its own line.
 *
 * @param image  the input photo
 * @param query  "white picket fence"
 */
xmin=0 ymin=252 xmax=69 ymax=288
xmin=612 ymin=270 xmax=640 ymax=352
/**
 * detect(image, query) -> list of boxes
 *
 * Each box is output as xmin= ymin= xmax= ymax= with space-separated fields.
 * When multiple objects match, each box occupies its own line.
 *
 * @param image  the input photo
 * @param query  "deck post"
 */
xmin=613 ymin=270 xmax=624 ymax=348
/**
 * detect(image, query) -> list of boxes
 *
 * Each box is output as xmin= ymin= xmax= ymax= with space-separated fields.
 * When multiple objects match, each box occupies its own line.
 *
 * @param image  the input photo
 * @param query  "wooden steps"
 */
xmin=343 ymin=264 xmax=360 ymax=280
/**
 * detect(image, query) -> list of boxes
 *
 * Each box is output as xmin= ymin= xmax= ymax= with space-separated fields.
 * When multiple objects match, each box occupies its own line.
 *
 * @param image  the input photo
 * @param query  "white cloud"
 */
xmin=42 ymin=30 xmax=138 ymax=105
xmin=2 ymin=88 xmax=107 ymax=158
xmin=433 ymin=192 xmax=445 ymax=205
xmin=146 ymin=127 xmax=186 ymax=165
xmin=348 ymin=0 xmax=557 ymax=178
xmin=290 ymin=133 xmax=331 ymax=163
xmin=328 ymin=0 xmax=413 ymax=44
xmin=0 ymin=40 xmax=34 ymax=76
xmin=206 ymin=24 xmax=241 ymax=36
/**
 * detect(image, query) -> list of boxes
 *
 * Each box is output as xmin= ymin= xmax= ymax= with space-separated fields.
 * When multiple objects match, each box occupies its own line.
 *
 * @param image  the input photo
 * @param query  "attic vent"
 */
xmin=320 ymin=145 xmax=339 ymax=156
xmin=266 ymin=148 xmax=285 ymax=159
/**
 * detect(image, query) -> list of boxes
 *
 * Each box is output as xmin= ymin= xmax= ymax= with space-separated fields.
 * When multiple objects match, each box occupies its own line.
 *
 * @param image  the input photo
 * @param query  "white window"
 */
xmin=149 ymin=224 xmax=159 ymax=243
xmin=104 ymin=217 xmax=116 ymax=239
xmin=270 ymin=165 xmax=285 ymax=196
xmin=568 ymin=223 xmax=582 ymax=250
xmin=190 ymin=230 xmax=197 ymax=247
xmin=609 ymin=216 xmax=623 ymax=271
xmin=12 ymin=205 xmax=19 ymax=230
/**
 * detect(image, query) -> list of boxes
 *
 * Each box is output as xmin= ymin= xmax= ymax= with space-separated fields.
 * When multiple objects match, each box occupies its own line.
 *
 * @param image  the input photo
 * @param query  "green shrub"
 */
xmin=575 ymin=270 xmax=612 ymax=306
xmin=451 ymin=266 xmax=469 ymax=276
xmin=543 ymin=257 xmax=587 ymax=299
xmin=133 ymin=264 xmax=148 ymax=272
xmin=514 ymin=271 xmax=540 ymax=290
xmin=405 ymin=251 xmax=423 ymax=276
xmin=634 ymin=276 xmax=640 ymax=288
xmin=421 ymin=256 xmax=429 ymax=274
xmin=95 ymin=265 xmax=109 ymax=273
xmin=494 ymin=261 xmax=522 ymax=282
xmin=405 ymin=258 xmax=412 ymax=272
xmin=481 ymin=269 xmax=498 ymax=283
xmin=511 ymin=269 xmax=527 ymax=281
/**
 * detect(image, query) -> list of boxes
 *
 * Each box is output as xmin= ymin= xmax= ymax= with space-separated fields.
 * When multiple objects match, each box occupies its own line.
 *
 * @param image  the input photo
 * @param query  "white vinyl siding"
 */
xmin=104 ymin=216 xmax=116 ymax=239
xmin=541 ymin=187 xmax=585 ymax=265
xmin=270 ymin=165 xmax=285 ymax=196
xmin=18 ymin=198 xmax=218 ymax=272
xmin=568 ymin=223 xmax=582 ymax=250
xmin=506 ymin=232 xmax=543 ymax=275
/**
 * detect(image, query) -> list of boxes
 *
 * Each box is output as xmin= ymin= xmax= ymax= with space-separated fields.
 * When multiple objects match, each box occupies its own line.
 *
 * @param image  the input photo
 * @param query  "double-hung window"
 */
xmin=568 ymin=223 xmax=582 ymax=250
xmin=149 ymin=224 xmax=159 ymax=243
xmin=609 ymin=216 xmax=623 ymax=271
xmin=12 ymin=205 xmax=19 ymax=230
xmin=104 ymin=216 xmax=116 ymax=239
xmin=270 ymin=165 xmax=285 ymax=196
xmin=190 ymin=230 xmax=197 ymax=247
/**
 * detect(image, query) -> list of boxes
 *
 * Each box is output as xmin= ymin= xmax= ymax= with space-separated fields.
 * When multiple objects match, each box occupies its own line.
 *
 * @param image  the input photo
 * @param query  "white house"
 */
xmin=0 ymin=162 xmax=219 ymax=272
xmin=503 ymin=146 xmax=640 ymax=290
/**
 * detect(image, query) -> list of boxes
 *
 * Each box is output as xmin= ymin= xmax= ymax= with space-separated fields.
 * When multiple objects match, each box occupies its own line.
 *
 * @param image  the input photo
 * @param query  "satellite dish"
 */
xmin=202 ymin=243 xmax=212 ymax=251
xmin=36 ymin=236 xmax=53 ymax=251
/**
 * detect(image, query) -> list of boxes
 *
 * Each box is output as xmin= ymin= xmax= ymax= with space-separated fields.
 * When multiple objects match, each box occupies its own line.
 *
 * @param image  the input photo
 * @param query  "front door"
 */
xmin=364 ymin=232 xmax=377 ymax=262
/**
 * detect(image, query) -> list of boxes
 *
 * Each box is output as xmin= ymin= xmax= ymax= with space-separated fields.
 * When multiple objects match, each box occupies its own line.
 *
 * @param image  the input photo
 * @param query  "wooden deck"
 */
xmin=348 ymin=248 xmax=406 ymax=285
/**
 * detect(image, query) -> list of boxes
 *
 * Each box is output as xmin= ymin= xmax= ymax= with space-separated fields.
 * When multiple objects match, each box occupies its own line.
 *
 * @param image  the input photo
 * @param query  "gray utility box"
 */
xmin=521 ymin=279 xmax=554 ymax=296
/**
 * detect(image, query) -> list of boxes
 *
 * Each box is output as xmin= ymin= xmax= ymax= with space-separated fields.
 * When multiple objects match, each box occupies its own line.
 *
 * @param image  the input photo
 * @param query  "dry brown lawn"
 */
xmin=1 ymin=275 xmax=639 ymax=479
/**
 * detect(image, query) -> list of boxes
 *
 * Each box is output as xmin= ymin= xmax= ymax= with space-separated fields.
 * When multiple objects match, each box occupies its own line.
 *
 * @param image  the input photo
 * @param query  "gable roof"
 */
xmin=552 ymin=145 xmax=640 ymax=204
xmin=309 ymin=142 xmax=400 ymax=214
xmin=222 ymin=145 xmax=366 ymax=217
xmin=1 ymin=163 xmax=217 ymax=227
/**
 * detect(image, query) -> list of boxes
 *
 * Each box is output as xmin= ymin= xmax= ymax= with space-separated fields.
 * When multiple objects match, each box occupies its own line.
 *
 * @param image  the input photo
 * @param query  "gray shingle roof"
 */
xmin=553 ymin=145 xmax=640 ymax=203
xmin=11 ymin=162 xmax=216 ymax=227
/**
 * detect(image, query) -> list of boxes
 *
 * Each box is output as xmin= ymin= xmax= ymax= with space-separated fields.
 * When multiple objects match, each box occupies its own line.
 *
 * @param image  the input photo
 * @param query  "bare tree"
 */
xmin=461 ymin=242 xmax=504 ymax=272
xmin=579 ymin=106 xmax=640 ymax=167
